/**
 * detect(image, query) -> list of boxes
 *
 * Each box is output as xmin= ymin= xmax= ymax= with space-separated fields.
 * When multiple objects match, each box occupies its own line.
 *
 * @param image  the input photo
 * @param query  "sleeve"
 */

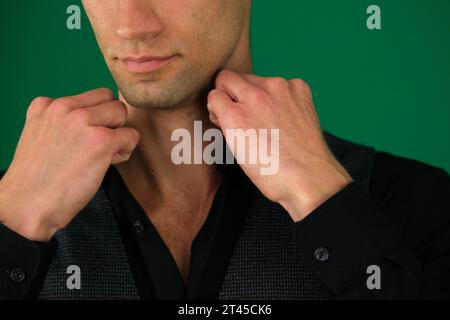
xmin=0 ymin=170 xmax=58 ymax=300
xmin=293 ymin=167 xmax=450 ymax=300
xmin=0 ymin=222 xmax=58 ymax=300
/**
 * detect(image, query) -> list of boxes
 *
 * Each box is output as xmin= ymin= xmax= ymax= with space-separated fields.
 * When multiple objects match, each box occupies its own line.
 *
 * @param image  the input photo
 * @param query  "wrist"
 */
xmin=1 ymin=214 xmax=57 ymax=242
xmin=279 ymin=167 xmax=353 ymax=222
xmin=0 ymin=182 xmax=58 ymax=242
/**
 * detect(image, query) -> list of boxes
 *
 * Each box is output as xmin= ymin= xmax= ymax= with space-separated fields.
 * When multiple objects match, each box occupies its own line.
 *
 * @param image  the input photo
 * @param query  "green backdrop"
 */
xmin=1 ymin=0 xmax=449 ymax=172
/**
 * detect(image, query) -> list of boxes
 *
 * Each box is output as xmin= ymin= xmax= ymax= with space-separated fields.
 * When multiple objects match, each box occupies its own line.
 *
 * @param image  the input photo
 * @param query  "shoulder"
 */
xmin=323 ymin=131 xmax=450 ymax=212
xmin=369 ymin=151 xmax=450 ymax=253
xmin=371 ymin=151 xmax=450 ymax=205
xmin=374 ymin=151 xmax=448 ymax=176
xmin=322 ymin=131 xmax=449 ymax=199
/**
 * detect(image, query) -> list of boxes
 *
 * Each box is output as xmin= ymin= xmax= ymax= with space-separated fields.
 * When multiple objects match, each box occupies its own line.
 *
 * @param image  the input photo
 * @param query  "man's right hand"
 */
xmin=0 ymin=88 xmax=140 ymax=242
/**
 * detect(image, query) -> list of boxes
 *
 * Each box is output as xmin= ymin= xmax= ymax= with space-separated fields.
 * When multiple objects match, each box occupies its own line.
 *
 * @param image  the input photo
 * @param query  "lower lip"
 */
xmin=121 ymin=56 xmax=175 ymax=74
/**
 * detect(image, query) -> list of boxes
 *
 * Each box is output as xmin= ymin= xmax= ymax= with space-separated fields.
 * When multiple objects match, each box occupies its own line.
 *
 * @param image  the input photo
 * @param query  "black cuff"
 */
xmin=293 ymin=182 xmax=404 ymax=294
xmin=0 ymin=222 xmax=58 ymax=299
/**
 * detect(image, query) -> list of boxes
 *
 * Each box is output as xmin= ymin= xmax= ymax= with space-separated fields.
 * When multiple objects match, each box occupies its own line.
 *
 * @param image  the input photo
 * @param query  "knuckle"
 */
xmin=69 ymin=109 xmax=90 ymax=125
xmin=215 ymin=69 xmax=232 ymax=85
xmin=207 ymin=89 xmax=217 ymax=99
xmin=217 ymin=69 xmax=231 ymax=79
xmin=207 ymin=90 xmax=228 ymax=115
xmin=290 ymin=78 xmax=306 ymax=86
xmin=97 ymin=87 xmax=115 ymax=100
xmin=207 ymin=89 xmax=220 ymax=103
xmin=268 ymin=77 xmax=288 ymax=89
xmin=27 ymin=97 xmax=51 ymax=119
xmin=290 ymin=78 xmax=311 ymax=93
xmin=30 ymin=96 xmax=52 ymax=107
xmin=50 ymin=97 xmax=74 ymax=113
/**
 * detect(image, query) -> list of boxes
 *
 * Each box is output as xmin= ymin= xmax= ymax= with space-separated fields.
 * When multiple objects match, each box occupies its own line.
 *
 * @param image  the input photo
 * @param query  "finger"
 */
xmin=82 ymin=100 xmax=128 ymax=129
xmin=207 ymin=88 xmax=234 ymax=126
xmin=215 ymin=70 xmax=255 ymax=103
xmin=109 ymin=127 xmax=140 ymax=164
xmin=241 ymin=74 xmax=290 ymax=94
xmin=55 ymin=88 xmax=115 ymax=110
xmin=240 ymin=73 xmax=267 ymax=89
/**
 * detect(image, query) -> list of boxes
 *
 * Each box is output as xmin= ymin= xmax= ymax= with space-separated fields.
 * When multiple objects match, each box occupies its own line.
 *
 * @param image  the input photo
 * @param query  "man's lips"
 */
xmin=120 ymin=55 xmax=176 ymax=74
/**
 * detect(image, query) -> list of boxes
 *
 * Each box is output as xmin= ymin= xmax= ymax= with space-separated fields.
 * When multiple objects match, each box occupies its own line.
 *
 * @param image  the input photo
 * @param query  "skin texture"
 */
xmin=0 ymin=0 xmax=352 ymax=281
xmin=0 ymin=89 xmax=140 ymax=242
xmin=208 ymin=71 xmax=353 ymax=220
xmin=83 ymin=0 xmax=249 ymax=110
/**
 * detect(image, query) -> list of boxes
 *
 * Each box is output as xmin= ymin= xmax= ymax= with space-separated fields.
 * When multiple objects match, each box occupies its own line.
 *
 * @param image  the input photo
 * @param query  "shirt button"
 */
xmin=133 ymin=220 xmax=145 ymax=233
xmin=10 ymin=268 xmax=26 ymax=283
xmin=314 ymin=247 xmax=330 ymax=262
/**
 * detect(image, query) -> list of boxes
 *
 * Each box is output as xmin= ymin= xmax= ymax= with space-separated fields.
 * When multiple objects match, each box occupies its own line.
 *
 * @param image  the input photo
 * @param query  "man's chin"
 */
xmin=119 ymin=86 xmax=187 ymax=110
xmin=114 ymin=67 xmax=207 ymax=110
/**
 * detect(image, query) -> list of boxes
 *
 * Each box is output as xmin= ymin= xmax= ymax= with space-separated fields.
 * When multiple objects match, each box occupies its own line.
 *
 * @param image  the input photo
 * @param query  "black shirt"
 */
xmin=1 ymin=151 xmax=450 ymax=300
xmin=102 ymin=163 xmax=254 ymax=300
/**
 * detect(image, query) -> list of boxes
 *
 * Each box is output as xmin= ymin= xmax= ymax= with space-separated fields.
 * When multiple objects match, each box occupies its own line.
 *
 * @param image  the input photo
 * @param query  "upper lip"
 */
xmin=120 ymin=55 xmax=173 ymax=63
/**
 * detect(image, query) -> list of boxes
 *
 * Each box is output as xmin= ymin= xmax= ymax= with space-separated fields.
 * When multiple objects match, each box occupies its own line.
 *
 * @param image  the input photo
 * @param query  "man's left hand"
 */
xmin=207 ymin=70 xmax=353 ymax=222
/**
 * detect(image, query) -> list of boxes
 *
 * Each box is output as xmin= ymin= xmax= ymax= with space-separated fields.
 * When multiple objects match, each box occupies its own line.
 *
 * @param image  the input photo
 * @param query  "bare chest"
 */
xmin=145 ymin=208 xmax=209 ymax=280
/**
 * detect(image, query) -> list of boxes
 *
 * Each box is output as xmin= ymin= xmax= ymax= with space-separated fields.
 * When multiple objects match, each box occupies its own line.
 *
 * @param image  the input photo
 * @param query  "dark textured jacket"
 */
xmin=36 ymin=133 xmax=374 ymax=300
xmin=3 ymin=133 xmax=450 ymax=300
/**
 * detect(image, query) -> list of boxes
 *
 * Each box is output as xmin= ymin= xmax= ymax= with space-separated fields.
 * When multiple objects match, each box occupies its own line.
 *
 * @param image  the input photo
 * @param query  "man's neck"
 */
xmin=113 ymin=95 xmax=221 ymax=213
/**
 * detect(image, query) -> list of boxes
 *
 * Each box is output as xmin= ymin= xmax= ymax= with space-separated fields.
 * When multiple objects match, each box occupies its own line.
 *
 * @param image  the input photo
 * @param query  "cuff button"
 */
xmin=10 ymin=268 xmax=26 ymax=283
xmin=314 ymin=247 xmax=330 ymax=262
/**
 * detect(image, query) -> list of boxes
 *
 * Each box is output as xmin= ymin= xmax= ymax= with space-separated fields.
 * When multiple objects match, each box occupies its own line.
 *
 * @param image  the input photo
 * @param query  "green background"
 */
xmin=1 ymin=0 xmax=449 ymax=172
